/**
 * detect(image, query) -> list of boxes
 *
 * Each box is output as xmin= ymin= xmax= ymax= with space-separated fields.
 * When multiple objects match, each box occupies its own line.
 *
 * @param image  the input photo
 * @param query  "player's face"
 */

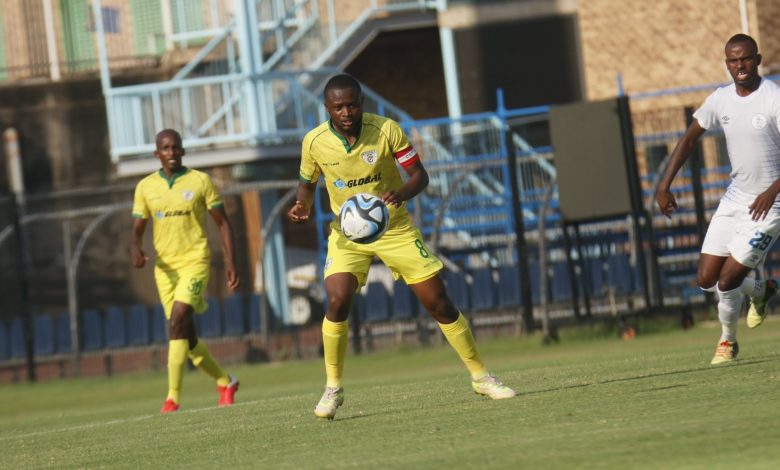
xmin=725 ymin=41 xmax=761 ymax=90
xmin=325 ymin=87 xmax=363 ymax=136
xmin=154 ymin=133 xmax=185 ymax=174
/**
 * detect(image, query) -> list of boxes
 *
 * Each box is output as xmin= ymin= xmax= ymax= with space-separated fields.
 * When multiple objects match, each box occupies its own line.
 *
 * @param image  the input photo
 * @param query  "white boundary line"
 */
xmin=0 ymin=400 xmax=261 ymax=442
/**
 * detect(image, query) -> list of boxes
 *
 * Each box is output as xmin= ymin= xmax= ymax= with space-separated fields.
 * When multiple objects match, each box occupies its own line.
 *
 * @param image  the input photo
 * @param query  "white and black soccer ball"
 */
xmin=338 ymin=193 xmax=389 ymax=244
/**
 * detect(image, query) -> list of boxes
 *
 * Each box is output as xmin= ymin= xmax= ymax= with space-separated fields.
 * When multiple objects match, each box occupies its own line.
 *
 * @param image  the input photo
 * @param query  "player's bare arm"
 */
xmin=382 ymin=160 xmax=429 ymax=207
xmin=749 ymin=179 xmax=780 ymax=221
xmin=288 ymin=182 xmax=317 ymax=222
xmin=130 ymin=218 xmax=149 ymax=268
xmin=656 ymin=121 xmax=707 ymax=218
xmin=209 ymin=206 xmax=240 ymax=290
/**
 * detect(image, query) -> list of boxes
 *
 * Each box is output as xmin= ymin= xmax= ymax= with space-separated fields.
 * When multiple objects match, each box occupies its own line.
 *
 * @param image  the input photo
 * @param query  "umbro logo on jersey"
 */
xmin=752 ymin=113 xmax=767 ymax=129
xmin=333 ymin=173 xmax=382 ymax=190
xmin=721 ymin=115 xmax=730 ymax=124
xmin=182 ymin=190 xmax=194 ymax=201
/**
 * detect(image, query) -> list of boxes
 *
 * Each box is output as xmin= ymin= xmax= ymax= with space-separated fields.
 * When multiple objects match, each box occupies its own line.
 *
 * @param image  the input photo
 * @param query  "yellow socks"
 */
xmin=166 ymin=339 xmax=188 ymax=403
xmin=322 ymin=318 xmax=349 ymax=388
xmin=438 ymin=313 xmax=488 ymax=380
xmin=189 ymin=339 xmax=230 ymax=387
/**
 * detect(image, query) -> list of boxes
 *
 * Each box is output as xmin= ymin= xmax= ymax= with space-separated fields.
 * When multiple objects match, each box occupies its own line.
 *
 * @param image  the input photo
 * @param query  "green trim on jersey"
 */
xmin=328 ymin=120 xmax=361 ymax=152
xmin=158 ymin=167 xmax=191 ymax=189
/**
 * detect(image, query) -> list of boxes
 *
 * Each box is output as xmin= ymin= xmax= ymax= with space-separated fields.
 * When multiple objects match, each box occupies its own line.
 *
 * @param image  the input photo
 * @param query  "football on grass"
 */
xmin=338 ymin=193 xmax=389 ymax=244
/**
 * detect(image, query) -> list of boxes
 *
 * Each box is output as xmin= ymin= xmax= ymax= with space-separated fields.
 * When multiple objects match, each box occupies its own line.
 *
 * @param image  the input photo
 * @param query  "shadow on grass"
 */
xmin=523 ymin=357 xmax=776 ymax=396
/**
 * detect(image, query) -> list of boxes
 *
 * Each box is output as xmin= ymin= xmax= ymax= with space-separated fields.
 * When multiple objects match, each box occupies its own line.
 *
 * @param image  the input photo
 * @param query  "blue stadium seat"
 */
xmin=81 ymin=308 xmax=104 ymax=351
xmin=0 ymin=320 xmax=8 ymax=359
xmin=470 ymin=268 xmax=497 ymax=312
xmin=530 ymin=259 xmax=542 ymax=304
xmin=56 ymin=312 xmax=72 ymax=353
xmin=10 ymin=318 xmax=25 ymax=358
xmin=34 ymin=314 xmax=55 ymax=356
xmin=391 ymin=280 xmax=417 ymax=319
xmin=151 ymin=304 xmax=168 ymax=344
xmin=444 ymin=270 xmax=470 ymax=312
xmin=126 ymin=304 xmax=151 ymax=346
xmin=606 ymin=254 xmax=634 ymax=295
xmin=223 ymin=294 xmax=247 ymax=336
xmin=497 ymin=266 xmax=521 ymax=309
xmin=103 ymin=306 xmax=127 ymax=349
xmin=364 ymin=283 xmax=391 ymax=322
xmin=196 ymin=298 xmax=223 ymax=338
xmin=550 ymin=261 xmax=573 ymax=302
xmin=249 ymin=293 xmax=263 ymax=333
xmin=583 ymin=257 xmax=606 ymax=298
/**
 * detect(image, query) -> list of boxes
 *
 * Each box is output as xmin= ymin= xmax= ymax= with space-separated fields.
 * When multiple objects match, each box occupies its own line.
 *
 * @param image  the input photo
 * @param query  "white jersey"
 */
xmin=694 ymin=78 xmax=780 ymax=208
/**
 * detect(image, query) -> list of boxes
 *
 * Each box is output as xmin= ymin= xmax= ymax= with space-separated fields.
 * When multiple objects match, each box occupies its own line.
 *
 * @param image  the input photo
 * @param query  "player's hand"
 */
xmin=288 ymin=200 xmax=310 ymax=222
xmin=656 ymin=189 xmax=677 ymax=219
xmin=381 ymin=190 xmax=405 ymax=207
xmin=131 ymin=247 xmax=148 ymax=268
xmin=225 ymin=267 xmax=240 ymax=290
xmin=749 ymin=189 xmax=778 ymax=221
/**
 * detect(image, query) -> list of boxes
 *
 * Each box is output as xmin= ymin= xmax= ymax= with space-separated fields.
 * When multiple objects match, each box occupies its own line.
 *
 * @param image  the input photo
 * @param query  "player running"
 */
xmin=288 ymin=74 xmax=515 ymax=420
xmin=131 ymin=129 xmax=240 ymax=412
xmin=656 ymin=34 xmax=780 ymax=364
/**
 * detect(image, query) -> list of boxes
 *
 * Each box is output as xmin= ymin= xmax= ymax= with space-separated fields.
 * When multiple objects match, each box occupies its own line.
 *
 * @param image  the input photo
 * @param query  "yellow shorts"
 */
xmin=154 ymin=262 xmax=210 ymax=320
xmin=324 ymin=223 xmax=443 ymax=288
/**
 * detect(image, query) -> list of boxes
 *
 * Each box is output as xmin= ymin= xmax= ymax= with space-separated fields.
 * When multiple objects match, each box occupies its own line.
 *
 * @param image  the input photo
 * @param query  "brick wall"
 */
xmin=576 ymin=0 xmax=753 ymax=100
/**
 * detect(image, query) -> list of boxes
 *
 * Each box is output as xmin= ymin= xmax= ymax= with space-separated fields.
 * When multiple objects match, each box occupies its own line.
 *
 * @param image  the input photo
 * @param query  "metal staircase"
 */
xmin=93 ymin=0 xmax=439 ymax=175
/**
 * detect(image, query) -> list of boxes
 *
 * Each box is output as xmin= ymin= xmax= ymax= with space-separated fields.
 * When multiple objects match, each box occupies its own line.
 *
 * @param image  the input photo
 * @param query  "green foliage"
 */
xmin=1 ymin=320 xmax=780 ymax=468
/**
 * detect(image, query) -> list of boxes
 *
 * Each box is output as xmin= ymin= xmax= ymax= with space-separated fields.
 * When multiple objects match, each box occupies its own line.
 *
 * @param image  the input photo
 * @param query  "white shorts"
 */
xmin=701 ymin=197 xmax=780 ymax=268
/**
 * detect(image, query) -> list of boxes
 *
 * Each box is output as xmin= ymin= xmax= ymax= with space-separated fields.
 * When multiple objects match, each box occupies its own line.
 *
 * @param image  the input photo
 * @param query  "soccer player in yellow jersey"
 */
xmin=288 ymin=74 xmax=516 ymax=419
xmin=131 ymin=129 xmax=240 ymax=413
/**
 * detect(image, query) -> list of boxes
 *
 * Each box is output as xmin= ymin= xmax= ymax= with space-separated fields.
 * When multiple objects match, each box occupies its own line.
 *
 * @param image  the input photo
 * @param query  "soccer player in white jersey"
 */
xmin=656 ymin=34 xmax=780 ymax=364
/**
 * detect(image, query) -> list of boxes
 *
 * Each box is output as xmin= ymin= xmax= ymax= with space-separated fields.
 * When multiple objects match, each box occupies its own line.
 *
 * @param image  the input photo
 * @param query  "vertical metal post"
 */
xmin=438 ymin=0 xmax=462 ymax=120
xmin=4 ymin=128 xmax=35 ymax=382
xmin=63 ymin=220 xmax=81 ymax=377
xmin=42 ymin=0 xmax=61 ymax=81
xmin=684 ymin=107 xmax=707 ymax=244
xmin=617 ymin=96 xmax=661 ymax=307
xmin=502 ymin=114 xmax=534 ymax=333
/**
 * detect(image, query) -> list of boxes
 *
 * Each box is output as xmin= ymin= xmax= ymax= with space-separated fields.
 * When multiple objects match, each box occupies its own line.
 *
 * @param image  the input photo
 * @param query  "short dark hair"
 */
xmin=726 ymin=33 xmax=758 ymax=53
xmin=323 ymin=74 xmax=361 ymax=98
xmin=155 ymin=128 xmax=182 ymax=147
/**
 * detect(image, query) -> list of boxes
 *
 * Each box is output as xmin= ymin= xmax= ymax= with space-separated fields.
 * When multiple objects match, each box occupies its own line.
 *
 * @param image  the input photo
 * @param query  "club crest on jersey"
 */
xmin=182 ymin=190 xmax=195 ymax=201
xmin=361 ymin=150 xmax=378 ymax=165
xmin=156 ymin=210 xmax=164 ymax=220
xmin=752 ymin=113 xmax=767 ymax=129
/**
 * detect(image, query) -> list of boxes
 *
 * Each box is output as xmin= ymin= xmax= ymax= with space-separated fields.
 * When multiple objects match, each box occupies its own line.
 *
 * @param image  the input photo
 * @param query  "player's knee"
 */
xmin=423 ymin=295 xmax=456 ymax=320
xmin=696 ymin=273 xmax=717 ymax=291
xmin=327 ymin=291 xmax=353 ymax=316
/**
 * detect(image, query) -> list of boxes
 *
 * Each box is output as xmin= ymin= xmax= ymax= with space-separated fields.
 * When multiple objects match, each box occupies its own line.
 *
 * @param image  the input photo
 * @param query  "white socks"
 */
xmin=716 ymin=285 xmax=742 ymax=342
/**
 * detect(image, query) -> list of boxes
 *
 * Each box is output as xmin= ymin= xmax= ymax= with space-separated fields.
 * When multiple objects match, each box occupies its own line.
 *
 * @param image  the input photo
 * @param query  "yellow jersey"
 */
xmin=132 ymin=167 xmax=223 ymax=268
xmin=299 ymin=113 xmax=420 ymax=231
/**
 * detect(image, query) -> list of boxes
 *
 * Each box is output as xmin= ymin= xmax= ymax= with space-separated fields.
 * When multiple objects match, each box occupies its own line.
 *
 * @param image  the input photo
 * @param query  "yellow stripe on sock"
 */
xmin=322 ymin=318 xmax=349 ymax=388
xmin=438 ymin=313 xmax=488 ymax=380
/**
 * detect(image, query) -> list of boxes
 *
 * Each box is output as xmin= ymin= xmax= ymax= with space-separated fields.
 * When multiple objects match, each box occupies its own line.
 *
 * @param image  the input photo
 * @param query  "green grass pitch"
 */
xmin=2 ymin=318 xmax=779 ymax=469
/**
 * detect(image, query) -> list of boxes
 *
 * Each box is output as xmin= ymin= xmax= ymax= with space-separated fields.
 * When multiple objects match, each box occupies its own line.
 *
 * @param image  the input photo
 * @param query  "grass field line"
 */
xmin=0 ymin=399 xmax=264 ymax=442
